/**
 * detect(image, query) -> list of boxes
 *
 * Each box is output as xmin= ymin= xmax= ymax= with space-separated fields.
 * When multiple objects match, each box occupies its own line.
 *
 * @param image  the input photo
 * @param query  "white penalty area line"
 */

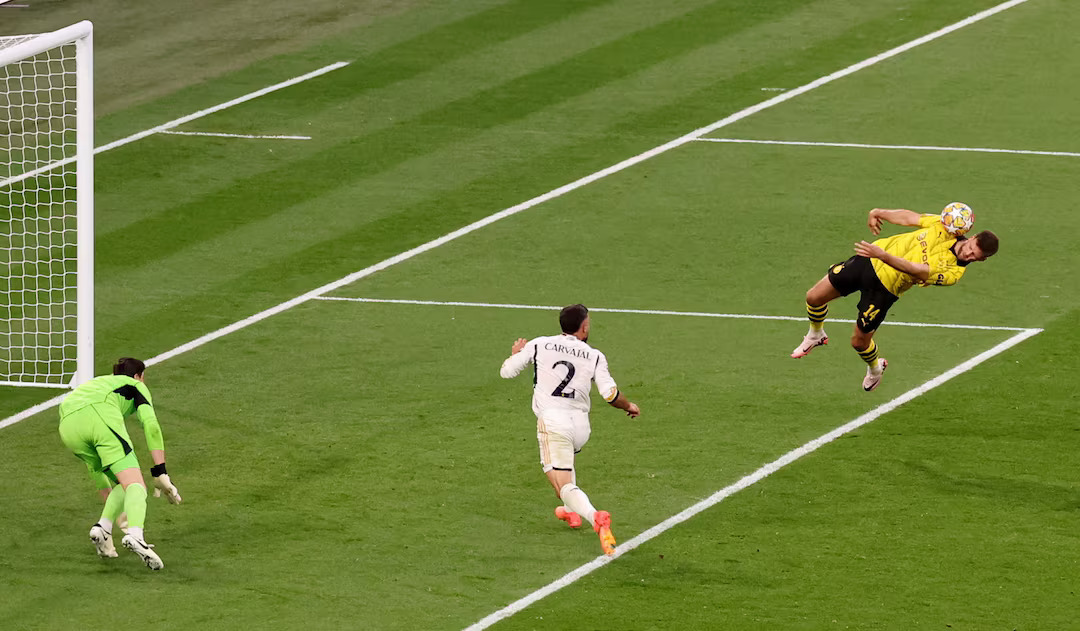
xmin=694 ymin=137 xmax=1080 ymax=159
xmin=314 ymin=296 xmax=1030 ymax=332
xmin=1 ymin=0 xmax=1031 ymax=431
xmin=98 ymin=61 xmax=347 ymax=151
xmin=159 ymin=131 xmax=312 ymax=140
xmin=463 ymin=326 xmax=1042 ymax=631
xmin=0 ymin=61 xmax=348 ymax=189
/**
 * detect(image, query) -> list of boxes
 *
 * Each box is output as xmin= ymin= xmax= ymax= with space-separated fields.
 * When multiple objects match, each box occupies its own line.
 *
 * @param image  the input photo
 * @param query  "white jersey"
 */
xmin=500 ymin=334 xmax=619 ymax=417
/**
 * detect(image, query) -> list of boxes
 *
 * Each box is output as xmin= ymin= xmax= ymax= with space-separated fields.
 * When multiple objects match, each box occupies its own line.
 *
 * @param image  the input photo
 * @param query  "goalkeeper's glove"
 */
xmin=150 ymin=464 xmax=182 ymax=504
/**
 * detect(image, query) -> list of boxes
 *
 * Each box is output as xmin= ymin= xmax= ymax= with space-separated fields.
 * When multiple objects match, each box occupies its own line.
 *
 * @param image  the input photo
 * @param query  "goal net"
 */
xmin=1 ymin=21 xmax=93 ymax=388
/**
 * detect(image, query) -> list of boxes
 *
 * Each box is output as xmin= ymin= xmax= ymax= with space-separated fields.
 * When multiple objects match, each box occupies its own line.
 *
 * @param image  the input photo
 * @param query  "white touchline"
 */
xmin=159 ymin=131 xmax=312 ymax=140
xmin=462 ymin=326 xmax=1042 ymax=631
xmin=0 ymin=61 xmax=348 ymax=189
xmin=695 ymin=137 xmax=1080 ymax=158
xmin=313 ymin=297 xmax=1030 ymax=332
xmin=0 ymin=0 xmax=1032 ymax=431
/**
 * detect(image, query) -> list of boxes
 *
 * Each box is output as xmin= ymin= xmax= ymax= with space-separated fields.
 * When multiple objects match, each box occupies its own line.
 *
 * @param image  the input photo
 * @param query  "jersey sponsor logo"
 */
xmin=543 ymin=342 xmax=591 ymax=360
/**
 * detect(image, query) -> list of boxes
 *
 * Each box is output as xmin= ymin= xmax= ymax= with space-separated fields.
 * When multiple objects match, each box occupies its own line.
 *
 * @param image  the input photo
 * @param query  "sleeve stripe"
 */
xmin=532 ymin=343 xmax=538 ymax=385
xmin=604 ymin=389 xmax=619 ymax=403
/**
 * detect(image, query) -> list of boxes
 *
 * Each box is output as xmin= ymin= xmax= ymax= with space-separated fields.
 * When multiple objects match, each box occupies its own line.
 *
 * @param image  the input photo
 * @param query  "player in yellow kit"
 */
xmin=791 ymin=207 xmax=999 ymax=390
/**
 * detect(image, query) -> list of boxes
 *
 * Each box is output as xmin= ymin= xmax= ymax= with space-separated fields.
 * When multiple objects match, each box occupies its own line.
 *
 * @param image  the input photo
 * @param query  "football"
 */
xmin=940 ymin=202 xmax=975 ymax=236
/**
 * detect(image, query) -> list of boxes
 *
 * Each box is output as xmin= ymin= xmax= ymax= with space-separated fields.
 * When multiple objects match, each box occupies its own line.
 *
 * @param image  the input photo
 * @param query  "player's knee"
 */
xmin=850 ymin=332 xmax=871 ymax=351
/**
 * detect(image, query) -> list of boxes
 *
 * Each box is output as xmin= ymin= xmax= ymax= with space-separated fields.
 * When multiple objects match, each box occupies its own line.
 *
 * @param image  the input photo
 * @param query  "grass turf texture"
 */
xmin=2 ymin=0 xmax=1078 ymax=628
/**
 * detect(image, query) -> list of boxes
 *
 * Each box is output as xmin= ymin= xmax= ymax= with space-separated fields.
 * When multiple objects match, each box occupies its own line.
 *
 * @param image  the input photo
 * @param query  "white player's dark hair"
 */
xmin=559 ymin=304 xmax=589 ymax=334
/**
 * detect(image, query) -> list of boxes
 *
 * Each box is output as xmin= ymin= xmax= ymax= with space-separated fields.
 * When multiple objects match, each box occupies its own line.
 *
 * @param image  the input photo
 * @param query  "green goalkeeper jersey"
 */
xmin=59 ymin=375 xmax=164 ymax=451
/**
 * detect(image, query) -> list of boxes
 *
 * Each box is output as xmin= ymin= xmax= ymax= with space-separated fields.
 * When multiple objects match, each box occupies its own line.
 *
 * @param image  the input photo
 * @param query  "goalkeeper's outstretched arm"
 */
xmin=132 ymin=388 xmax=182 ymax=504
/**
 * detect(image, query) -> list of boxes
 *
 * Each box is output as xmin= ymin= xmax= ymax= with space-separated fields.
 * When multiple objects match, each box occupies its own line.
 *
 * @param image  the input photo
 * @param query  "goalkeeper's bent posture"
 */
xmin=58 ymin=357 xmax=181 ymax=570
xmin=791 ymin=208 xmax=999 ymax=391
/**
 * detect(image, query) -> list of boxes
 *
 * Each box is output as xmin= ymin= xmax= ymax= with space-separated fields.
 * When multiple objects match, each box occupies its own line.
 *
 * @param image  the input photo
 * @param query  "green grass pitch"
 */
xmin=2 ymin=0 xmax=1078 ymax=629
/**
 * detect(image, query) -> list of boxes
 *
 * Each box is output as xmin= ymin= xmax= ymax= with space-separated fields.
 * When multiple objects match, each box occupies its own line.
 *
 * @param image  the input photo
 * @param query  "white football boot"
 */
xmin=862 ymin=358 xmax=888 ymax=392
xmin=791 ymin=331 xmax=828 ymax=358
xmin=89 ymin=523 xmax=118 ymax=558
xmin=122 ymin=534 xmax=164 ymax=570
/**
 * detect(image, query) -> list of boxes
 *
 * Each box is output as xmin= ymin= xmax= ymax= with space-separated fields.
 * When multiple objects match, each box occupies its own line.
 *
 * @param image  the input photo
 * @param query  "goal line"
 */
xmin=313 ymin=296 xmax=1032 ymax=332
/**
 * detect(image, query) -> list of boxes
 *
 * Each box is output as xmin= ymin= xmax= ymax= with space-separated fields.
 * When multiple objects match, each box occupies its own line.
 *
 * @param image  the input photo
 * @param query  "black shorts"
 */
xmin=826 ymin=255 xmax=899 ymax=333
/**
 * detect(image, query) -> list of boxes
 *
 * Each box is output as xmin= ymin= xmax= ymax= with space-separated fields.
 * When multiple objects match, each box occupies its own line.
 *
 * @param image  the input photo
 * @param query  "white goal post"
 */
xmin=1 ymin=21 xmax=93 ymax=388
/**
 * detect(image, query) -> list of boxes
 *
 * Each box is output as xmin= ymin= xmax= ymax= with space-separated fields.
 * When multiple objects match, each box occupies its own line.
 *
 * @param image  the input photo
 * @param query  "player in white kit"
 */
xmin=500 ymin=304 xmax=640 ymax=556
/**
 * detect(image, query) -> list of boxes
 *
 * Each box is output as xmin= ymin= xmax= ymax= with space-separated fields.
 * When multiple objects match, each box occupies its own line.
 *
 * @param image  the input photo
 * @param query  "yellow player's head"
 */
xmin=956 ymin=231 xmax=999 ymax=262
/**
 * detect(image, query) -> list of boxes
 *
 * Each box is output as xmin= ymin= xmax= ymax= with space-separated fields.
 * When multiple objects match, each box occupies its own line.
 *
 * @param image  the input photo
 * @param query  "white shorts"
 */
xmin=536 ymin=410 xmax=591 ymax=472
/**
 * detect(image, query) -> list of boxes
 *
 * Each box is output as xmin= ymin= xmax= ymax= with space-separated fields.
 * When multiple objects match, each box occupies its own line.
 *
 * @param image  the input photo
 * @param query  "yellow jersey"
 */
xmin=871 ymin=214 xmax=968 ymax=296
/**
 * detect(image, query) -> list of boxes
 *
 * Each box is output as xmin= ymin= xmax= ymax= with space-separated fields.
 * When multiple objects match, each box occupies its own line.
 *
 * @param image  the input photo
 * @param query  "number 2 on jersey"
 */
xmin=551 ymin=360 xmax=576 ymax=398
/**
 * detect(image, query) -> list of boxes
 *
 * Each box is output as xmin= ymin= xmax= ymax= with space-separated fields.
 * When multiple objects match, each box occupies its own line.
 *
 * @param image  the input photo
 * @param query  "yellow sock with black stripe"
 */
xmin=806 ymin=302 xmax=828 ymax=333
xmin=857 ymin=339 xmax=880 ymax=369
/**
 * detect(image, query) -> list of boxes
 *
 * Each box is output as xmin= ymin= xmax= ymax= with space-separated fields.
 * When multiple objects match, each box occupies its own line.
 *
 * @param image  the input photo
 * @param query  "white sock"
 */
xmin=127 ymin=526 xmax=144 ymax=541
xmin=97 ymin=517 xmax=113 ymax=534
xmin=559 ymin=483 xmax=597 ymax=527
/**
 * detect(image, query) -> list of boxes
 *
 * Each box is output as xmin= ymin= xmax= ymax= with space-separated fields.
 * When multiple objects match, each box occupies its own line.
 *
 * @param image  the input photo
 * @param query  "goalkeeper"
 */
xmin=58 ymin=357 xmax=181 ymax=570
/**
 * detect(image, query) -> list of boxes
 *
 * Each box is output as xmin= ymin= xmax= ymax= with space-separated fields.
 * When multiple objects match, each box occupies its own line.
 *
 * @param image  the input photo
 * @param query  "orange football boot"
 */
xmin=593 ymin=510 xmax=616 ymax=556
xmin=555 ymin=506 xmax=582 ymax=528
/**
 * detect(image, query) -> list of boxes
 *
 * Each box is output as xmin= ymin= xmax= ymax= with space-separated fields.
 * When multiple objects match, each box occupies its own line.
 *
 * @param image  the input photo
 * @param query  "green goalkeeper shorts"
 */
xmin=59 ymin=403 xmax=140 ymax=488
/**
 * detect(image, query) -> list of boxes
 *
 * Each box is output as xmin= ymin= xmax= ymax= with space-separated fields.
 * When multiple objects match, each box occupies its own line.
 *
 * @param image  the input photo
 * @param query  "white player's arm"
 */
xmin=867 ymin=208 xmax=922 ymax=235
xmin=854 ymin=240 xmax=930 ymax=282
xmin=499 ymin=338 xmax=535 ymax=379
xmin=608 ymin=391 xmax=640 ymax=418
xmin=594 ymin=352 xmax=640 ymax=418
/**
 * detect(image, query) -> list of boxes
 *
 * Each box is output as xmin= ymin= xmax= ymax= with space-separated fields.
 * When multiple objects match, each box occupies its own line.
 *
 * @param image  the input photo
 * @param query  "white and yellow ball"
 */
xmin=940 ymin=202 xmax=975 ymax=236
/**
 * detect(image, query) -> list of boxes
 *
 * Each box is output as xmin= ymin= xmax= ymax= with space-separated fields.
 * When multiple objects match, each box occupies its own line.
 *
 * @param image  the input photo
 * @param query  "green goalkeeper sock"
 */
xmin=123 ymin=483 xmax=148 ymax=532
xmin=100 ymin=485 xmax=126 ymax=529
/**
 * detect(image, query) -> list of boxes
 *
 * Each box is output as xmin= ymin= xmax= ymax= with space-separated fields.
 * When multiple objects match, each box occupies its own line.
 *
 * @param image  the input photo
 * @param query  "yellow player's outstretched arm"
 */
xmin=867 ymin=208 xmax=922 ymax=234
